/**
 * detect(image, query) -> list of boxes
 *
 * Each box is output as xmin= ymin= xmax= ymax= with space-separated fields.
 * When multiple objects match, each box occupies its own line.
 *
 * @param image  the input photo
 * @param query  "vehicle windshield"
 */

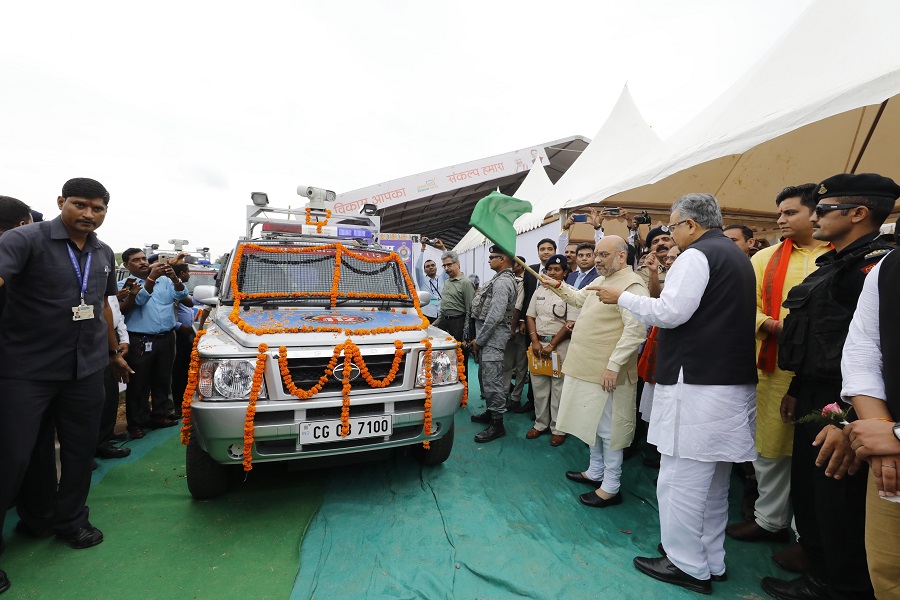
xmin=229 ymin=243 xmax=416 ymax=306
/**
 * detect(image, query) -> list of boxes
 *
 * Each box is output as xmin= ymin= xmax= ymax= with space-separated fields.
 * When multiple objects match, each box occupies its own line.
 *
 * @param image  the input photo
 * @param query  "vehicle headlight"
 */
xmin=416 ymin=350 xmax=458 ymax=387
xmin=197 ymin=359 xmax=268 ymax=400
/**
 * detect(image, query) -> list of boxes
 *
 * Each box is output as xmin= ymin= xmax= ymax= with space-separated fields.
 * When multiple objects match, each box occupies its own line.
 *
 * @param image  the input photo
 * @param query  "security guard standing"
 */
xmin=763 ymin=173 xmax=899 ymax=600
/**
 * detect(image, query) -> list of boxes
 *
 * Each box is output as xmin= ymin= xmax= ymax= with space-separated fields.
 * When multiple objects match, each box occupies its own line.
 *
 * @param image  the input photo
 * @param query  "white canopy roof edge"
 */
xmin=453 ymin=85 xmax=661 ymax=253
xmin=547 ymin=84 xmax=661 ymax=208
xmin=561 ymin=0 xmax=900 ymax=211
xmin=452 ymin=159 xmax=556 ymax=253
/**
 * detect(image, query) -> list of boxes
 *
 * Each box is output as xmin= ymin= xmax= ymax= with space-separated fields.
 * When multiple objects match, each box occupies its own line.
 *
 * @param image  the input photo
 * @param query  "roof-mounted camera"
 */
xmin=297 ymin=185 xmax=336 ymax=211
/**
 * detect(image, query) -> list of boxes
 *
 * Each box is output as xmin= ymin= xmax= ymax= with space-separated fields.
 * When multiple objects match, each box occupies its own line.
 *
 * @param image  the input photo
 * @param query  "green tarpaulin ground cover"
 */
xmin=3 ymin=363 xmax=790 ymax=599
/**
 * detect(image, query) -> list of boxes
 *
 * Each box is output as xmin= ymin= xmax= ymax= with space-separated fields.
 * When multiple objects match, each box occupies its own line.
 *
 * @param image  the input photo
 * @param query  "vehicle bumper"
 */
xmin=190 ymin=384 xmax=463 ymax=464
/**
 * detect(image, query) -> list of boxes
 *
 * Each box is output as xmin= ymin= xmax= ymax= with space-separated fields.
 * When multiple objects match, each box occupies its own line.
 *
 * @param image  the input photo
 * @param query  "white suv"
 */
xmin=184 ymin=195 xmax=465 ymax=499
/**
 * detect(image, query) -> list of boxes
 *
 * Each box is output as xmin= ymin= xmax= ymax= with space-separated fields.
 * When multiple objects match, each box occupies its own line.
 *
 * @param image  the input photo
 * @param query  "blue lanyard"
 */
xmin=66 ymin=245 xmax=92 ymax=303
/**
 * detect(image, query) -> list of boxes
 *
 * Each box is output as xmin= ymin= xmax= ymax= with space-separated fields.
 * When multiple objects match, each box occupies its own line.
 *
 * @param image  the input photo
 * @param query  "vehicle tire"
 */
xmin=413 ymin=422 xmax=454 ymax=466
xmin=186 ymin=431 xmax=228 ymax=500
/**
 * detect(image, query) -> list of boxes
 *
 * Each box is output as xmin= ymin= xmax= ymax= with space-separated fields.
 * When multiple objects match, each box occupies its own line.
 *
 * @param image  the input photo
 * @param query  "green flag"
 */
xmin=468 ymin=191 xmax=532 ymax=258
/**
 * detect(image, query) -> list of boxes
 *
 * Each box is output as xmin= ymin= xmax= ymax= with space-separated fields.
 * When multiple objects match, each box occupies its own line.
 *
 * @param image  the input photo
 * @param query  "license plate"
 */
xmin=299 ymin=416 xmax=393 ymax=445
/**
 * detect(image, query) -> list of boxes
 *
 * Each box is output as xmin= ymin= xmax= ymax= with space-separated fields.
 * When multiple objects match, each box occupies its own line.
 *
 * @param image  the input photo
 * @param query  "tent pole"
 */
xmin=850 ymin=99 xmax=889 ymax=174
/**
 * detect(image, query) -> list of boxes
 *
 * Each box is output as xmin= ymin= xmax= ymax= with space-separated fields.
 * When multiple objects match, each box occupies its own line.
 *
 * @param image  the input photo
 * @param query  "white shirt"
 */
xmin=841 ymin=259 xmax=885 ymax=404
xmin=618 ymin=248 xmax=709 ymax=328
xmin=108 ymin=294 xmax=129 ymax=346
xmin=617 ymin=247 xmax=756 ymax=462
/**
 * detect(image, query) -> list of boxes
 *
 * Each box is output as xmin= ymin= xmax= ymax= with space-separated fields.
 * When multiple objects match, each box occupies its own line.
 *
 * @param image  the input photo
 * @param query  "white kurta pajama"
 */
xmin=619 ymin=248 xmax=757 ymax=580
xmin=553 ymin=268 xmax=649 ymax=495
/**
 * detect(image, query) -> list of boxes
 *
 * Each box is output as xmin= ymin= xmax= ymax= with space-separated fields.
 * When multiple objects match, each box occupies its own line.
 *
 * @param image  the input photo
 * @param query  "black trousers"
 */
xmin=0 ymin=371 xmax=105 ymax=551
xmin=96 ymin=365 xmax=121 ymax=447
xmin=791 ymin=377 xmax=872 ymax=597
xmin=124 ymin=331 xmax=176 ymax=427
xmin=170 ymin=329 xmax=195 ymax=416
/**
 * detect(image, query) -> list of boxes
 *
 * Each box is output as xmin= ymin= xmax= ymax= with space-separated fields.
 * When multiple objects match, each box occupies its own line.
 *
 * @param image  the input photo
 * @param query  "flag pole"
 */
xmin=513 ymin=255 xmax=541 ymax=279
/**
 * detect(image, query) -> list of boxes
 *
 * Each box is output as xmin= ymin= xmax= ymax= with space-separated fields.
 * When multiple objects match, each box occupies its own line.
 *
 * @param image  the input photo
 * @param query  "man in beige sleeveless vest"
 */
xmin=539 ymin=236 xmax=648 ymax=508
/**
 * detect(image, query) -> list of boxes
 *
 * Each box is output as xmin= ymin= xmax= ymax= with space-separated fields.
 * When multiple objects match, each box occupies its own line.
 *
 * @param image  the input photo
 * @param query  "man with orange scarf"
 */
xmin=725 ymin=185 xmax=831 ymax=558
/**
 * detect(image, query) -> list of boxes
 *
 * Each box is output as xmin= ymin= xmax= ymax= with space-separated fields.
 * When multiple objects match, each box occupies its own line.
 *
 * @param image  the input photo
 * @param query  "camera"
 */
xmin=605 ymin=207 xmax=621 ymax=216
xmin=634 ymin=210 xmax=651 ymax=225
xmin=297 ymin=185 xmax=337 ymax=205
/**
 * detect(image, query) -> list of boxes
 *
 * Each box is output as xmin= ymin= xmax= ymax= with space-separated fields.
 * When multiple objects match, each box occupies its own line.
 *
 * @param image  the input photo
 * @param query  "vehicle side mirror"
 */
xmin=193 ymin=285 xmax=219 ymax=306
xmin=417 ymin=290 xmax=431 ymax=306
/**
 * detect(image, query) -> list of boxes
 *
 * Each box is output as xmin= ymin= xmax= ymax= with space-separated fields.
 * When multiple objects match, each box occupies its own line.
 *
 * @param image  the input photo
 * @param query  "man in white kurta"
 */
xmin=597 ymin=195 xmax=757 ymax=594
xmin=541 ymin=236 xmax=648 ymax=507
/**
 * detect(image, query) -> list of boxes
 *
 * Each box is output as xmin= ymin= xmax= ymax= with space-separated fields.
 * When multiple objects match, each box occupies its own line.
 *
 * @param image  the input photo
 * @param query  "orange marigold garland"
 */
xmin=305 ymin=207 xmax=332 ymax=233
xmin=226 ymin=242 xmax=429 ymax=336
xmin=330 ymin=243 xmax=342 ymax=307
xmin=456 ymin=343 xmax=468 ymax=408
xmin=242 ymin=343 xmax=269 ymax=471
xmin=422 ymin=338 xmax=433 ymax=449
xmin=340 ymin=343 xmax=352 ymax=436
xmin=353 ymin=339 xmax=404 ymax=388
xmin=279 ymin=344 xmax=342 ymax=399
xmin=180 ymin=329 xmax=208 ymax=445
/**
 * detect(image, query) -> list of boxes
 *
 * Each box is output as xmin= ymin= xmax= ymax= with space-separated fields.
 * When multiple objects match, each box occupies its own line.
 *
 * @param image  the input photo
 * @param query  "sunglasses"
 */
xmin=814 ymin=203 xmax=862 ymax=216
xmin=488 ymin=255 xmax=502 ymax=260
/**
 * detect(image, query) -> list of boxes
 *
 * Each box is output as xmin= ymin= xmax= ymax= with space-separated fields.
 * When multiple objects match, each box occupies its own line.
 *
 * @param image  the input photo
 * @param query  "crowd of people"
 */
xmin=1 ymin=172 xmax=898 ymax=598
xmin=417 ymin=174 xmax=899 ymax=599
xmin=0 ymin=179 xmax=197 ymax=595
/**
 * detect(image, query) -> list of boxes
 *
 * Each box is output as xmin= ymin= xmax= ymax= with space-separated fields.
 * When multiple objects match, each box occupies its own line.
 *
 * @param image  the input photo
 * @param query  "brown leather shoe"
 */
xmin=126 ymin=427 xmax=145 ymax=439
xmin=772 ymin=542 xmax=811 ymax=574
xmin=550 ymin=434 xmax=566 ymax=446
xmin=725 ymin=521 xmax=790 ymax=543
xmin=150 ymin=418 xmax=178 ymax=429
xmin=525 ymin=427 xmax=547 ymax=439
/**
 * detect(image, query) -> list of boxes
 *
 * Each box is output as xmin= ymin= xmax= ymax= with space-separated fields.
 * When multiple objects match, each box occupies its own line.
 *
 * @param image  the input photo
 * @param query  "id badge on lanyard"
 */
xmin=68 ymin=245 xmax=95 ymax=321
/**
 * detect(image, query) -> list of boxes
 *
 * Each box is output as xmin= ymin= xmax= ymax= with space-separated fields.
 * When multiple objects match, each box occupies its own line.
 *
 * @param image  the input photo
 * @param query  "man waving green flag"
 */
xmin=468 ymin=191 xmax=532 ymax=258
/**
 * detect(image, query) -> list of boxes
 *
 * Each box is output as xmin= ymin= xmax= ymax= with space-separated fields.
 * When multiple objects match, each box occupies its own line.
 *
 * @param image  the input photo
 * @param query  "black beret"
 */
xmin=545 ymin=253 xmax=567 ymax=268
xmin=645 ymin=226 xmax=668 ymax=249
xmin=488 ymin=245 xmax=510 ymax=258
xmin=30 ymin=210 xmax=43 ymax=223
xmin=815 ymin=173 xmax=900 ymax=201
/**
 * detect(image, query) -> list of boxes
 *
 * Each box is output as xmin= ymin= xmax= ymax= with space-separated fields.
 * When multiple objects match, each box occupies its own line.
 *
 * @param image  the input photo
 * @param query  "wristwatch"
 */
xmin=893 ymin=422 xmax=900 ymax=442
xmin=109 ymin=348 xmax=123 ymax=356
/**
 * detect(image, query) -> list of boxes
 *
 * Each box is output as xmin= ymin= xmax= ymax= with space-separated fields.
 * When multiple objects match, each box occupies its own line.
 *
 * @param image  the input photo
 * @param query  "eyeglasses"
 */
xmin=595 ymin=251 xmax=612 ymax=258
xmin=814 ymin=203 xmax=863 ymax=216
xmin=488 ymin=255 xmax=502 ymax=260
xmin=662 ymin=219 xmax=691 ymax=232
xmin=441 ymin=262 xmax=456 ymax=269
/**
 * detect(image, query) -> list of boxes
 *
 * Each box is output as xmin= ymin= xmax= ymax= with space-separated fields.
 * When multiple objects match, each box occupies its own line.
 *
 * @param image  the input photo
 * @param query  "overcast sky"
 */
xmin=0 ymin=0 xmax=813 ymax=258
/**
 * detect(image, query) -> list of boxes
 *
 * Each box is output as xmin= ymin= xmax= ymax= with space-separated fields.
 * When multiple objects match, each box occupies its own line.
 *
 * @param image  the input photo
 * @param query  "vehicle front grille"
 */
xmin=281 ymin=353 xmax=406 ymax=396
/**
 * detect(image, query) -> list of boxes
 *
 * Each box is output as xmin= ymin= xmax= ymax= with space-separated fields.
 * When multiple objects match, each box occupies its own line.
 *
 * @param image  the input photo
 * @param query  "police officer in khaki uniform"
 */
xmin=763 ymin=173 xmax=900 ymax=600
xmin=525 ymin=254 xmax=578 ymax=446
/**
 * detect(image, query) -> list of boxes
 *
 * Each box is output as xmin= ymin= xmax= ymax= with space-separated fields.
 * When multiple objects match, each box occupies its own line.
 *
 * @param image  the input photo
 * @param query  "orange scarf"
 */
xmin=757 ymin=240 xmax=793 ymax=372
xmin=638 ymin=326 xmax=659 ymax=383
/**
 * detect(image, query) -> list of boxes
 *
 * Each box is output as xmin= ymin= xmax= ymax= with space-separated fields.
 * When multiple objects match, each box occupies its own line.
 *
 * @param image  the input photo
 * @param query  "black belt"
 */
xmin=130 ymin=331 xmax=175 ymax=338
xmin=442 ymin=314 xmax=465 ymax=320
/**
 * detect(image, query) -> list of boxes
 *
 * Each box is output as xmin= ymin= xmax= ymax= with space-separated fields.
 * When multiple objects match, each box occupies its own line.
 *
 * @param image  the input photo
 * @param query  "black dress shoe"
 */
xmin=657 ymin=544 xmax=727 ymax=582
xmin=109 ymin=432 xmax=128 ymax=441
xmin=726 ymin=521 xmax=791 ymax=542
xmin=95 ymin=443 xmax=132 ymax=459
xmin=565 ymin=471 xmax=603 ymax=488
xmin=470 ymin=410 xmax=491 ymax=424
xmin=126 ymin=427 xmax=145 ymax=439
xmin=0 ymin=569 xmax=9 ymax=594
xmin=761 ymin=574 xmax=830 ymax=600
xmin=511 ymin=400 xmax=534 ymax=414
xmin=633 ymin=556 xmax=712 ymax=594
xmin=59 ymin=524 xmax=104 ymax=549
xmin=474 ymin=419 xmax=506 ymax=443
xmin=578 ymin=491 xmax=623 ymax=508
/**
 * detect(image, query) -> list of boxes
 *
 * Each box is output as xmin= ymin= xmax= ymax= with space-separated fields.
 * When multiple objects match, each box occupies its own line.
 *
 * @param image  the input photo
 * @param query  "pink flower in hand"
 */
xmin=821 ymin=402 xmax=843 ymax=417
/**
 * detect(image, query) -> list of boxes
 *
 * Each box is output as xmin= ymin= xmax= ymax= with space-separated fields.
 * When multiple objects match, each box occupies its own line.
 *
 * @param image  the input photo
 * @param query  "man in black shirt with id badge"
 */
xmin=0 ymin=178 xmax=130 ymax=595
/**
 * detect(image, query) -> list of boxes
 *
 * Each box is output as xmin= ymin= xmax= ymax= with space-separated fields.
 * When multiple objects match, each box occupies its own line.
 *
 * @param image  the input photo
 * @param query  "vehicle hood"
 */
xmin=201 ymin=307 xmax=456 ymax=356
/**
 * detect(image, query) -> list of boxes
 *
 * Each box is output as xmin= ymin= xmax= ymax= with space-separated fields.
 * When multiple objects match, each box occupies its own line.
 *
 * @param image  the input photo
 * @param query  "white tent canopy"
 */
xmin=553 ymin=0 xmax=900 ymax=216
xmin=453 ymin=85 xmax=660 ymax=254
